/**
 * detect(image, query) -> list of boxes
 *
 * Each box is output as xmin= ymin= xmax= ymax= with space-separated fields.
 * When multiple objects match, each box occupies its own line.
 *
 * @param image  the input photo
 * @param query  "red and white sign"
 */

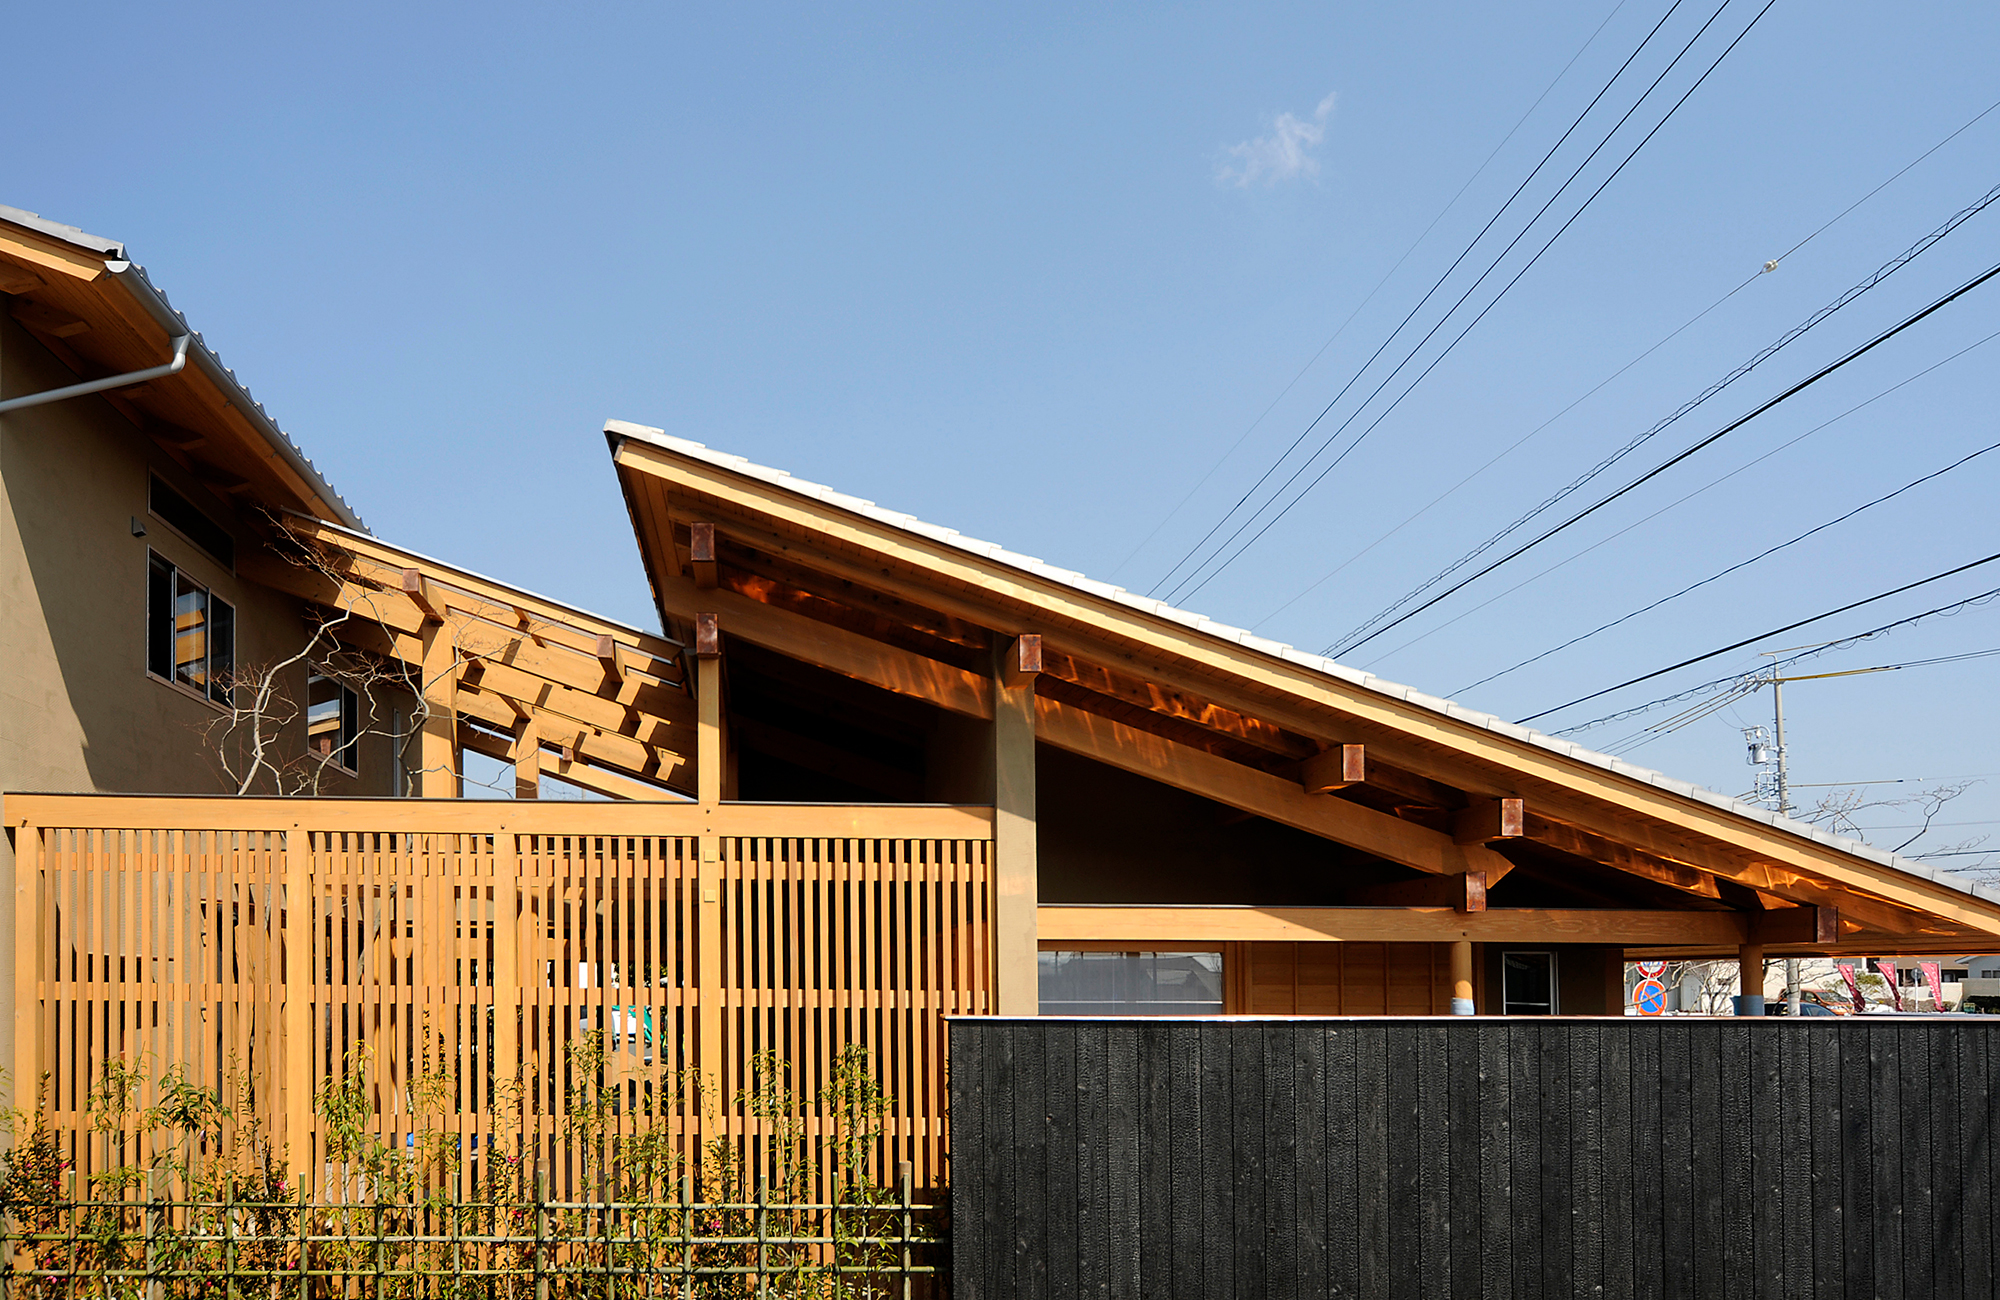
xmin=1875 ymin=959 xmax=1904 ymax=1011
xmin=1920 ymin=961 xmax=1946 ymax=1012
xmin=1837 ymin=962 xmax=1869 ymax=1012
xmin=1635 ymin=959 xmax=1667 ymax=978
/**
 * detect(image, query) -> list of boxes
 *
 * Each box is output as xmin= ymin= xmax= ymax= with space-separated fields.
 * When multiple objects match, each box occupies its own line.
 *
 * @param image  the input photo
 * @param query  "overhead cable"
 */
xmin=1144 ymin=0 xmax=1712 ymax=599
xmin=1258 ymin=95 xmax=2000 ymax=629
xmin=1165 ymin=0 xmax=1780 ymax=605
xmin=1371 ymin=325 xmax=2000 ymax=673
xmin=1332 ymin=254 xmax=2000 ymax=657
xmin=1519 ymin=557 xmax=2000 ymax=728
xmin=1455 ymin=417 xmax=2000 ymax=694
xmin=1107 ymin=0 xmax=1635 ymax=582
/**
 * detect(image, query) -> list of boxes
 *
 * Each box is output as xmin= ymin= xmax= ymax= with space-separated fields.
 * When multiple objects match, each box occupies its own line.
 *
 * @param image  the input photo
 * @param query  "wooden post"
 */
xmin=512 ymin=716 xmax=541 ymax=799
xmin=1449 ymin=939 xmax=1475 ymax=1015
xmin=1736 ymin=942 xmax=1766 ymax=1016
xmin=992 ymin=637 xmax=1039 ymax=1015
xmin=694 ymin=615 xmax=724 ymax=1135
xmin=419 ymin=620 xmax=460 ymax=797
xmin=282 ymin=820 xmax=313 ymax=1195
xmin=12 ymin=816 xmax=39 ymax=1114
xmin=695 ymin=615 xmax=723 ymax=806
xmin=494 ymin=822 xmax=521 ymax=1151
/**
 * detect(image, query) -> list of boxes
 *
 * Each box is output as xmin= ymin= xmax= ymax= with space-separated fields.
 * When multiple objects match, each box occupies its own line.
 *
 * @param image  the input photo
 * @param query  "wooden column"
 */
xmin=12 ymin=816 xmax=39 ymax=1114
xmin=1449 ymin=940 xmax=1475 ymax=1015
xmin=695 ymin=614 xmax=724 ymax=804
xmin=512 ymin=716 xmax=540 ymax=799
xmin=694 ymin=614 xmax=724 ymax=1108
xmin=993 ymin=636 xmax=1040 ymax=1015
xmin=1736 ymin=942 xmax=1766 ymax=1016
xmin=493 ymin=819 xmax=521 ymax=1145
xmin=418 ymin=618 xmax=460 ymax=797
xmin=282 ymin=820 xmax=312 ymax=1193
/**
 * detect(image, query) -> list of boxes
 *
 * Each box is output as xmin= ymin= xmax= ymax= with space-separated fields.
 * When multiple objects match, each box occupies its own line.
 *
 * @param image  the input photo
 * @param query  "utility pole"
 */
xmin=1745 ymin=648 xmax=1900 ymax=1016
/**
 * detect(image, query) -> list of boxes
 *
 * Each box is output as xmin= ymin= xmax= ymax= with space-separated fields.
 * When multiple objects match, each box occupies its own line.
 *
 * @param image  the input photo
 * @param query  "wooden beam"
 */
xmin=654 ymin=576 xmax=994 ymax=719
xmin=1454 ymin=797 xmax=1524 ymax=845
xmin=1007 ymin=633 xmax=1043 ymax=689
xmin=1301 ymin=744 xmax=1366 ymax=794
xmin=3 ymin=791 xmax=994 ymax=840
xmin=1035 ymin=695 xmax=1513 ymax=879
xmin=689 ymin=521 xmax=718 ymax=589
xmin=1036 ymin=904 xmax=1753 ymax=947
xmin=458 ymin=725 xmax=677 ymax=803
xmin=0 ymin=262 xmax=44 ymax=294
xmin=10 ymin=298 xmax=90 ymax=338
xmin=1347 ymin=871 xmax=1487 ymax=913
xmin=1518 ymin=811 xmax=1723 ymax=902
xmin=595 ymin=634 xmax=623 ymax=683
xmin=1755 ymin=906 xmax=1839 ymax=946
xmin=402 ymin=568 xmax=442 ymax=622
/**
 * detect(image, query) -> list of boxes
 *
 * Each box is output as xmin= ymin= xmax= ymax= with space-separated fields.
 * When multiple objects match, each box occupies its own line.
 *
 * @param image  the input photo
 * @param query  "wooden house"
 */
xmin=6 ymin=204 xmax=1999 ymax=1195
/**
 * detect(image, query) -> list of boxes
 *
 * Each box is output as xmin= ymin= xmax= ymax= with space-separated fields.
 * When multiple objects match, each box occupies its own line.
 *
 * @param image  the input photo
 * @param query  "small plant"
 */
xmin=0 ymin=1043 xmax=935 ymax=1298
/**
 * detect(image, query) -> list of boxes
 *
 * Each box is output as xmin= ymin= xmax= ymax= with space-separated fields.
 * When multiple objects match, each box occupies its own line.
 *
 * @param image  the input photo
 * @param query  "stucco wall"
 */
xmin=0 ymin=308 xmax=398 ymax=1103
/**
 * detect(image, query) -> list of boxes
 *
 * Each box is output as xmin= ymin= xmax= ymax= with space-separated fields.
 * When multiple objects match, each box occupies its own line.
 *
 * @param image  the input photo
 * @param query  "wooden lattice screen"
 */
xmin=9 ymin=799 xmax=993 ymax=1201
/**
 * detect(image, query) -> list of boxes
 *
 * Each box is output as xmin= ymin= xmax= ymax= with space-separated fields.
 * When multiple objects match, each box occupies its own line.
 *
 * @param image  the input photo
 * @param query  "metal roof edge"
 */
xmin=606 ymin=420 xmax=1993 ymax=904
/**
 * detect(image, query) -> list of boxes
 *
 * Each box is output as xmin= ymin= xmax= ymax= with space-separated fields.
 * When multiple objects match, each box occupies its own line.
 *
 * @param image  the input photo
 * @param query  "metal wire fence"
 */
xmin=1 ymin=1164 xmax=940 ymax=1299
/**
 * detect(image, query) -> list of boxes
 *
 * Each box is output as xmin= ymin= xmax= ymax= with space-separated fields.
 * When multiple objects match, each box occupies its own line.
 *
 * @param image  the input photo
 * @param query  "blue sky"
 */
xmin=9 ymin=1 xmax=1998 ymax=863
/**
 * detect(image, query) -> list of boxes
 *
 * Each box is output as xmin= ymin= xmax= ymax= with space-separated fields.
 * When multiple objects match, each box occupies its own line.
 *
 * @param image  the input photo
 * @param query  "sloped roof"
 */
xmin=606 ymin=418 xmax=1998 ymax=910
xmin=0 ymin=204 xmax=364 ymax=531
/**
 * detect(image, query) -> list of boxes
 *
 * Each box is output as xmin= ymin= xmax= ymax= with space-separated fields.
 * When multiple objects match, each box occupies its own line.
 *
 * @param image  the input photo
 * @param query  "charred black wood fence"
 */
xmin=948 ymin=1017 xmax=2000 ymax=1300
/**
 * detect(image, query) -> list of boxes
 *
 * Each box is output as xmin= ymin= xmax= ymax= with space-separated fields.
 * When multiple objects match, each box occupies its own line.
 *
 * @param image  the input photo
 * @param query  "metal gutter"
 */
xmin=0 ymin=333 xmax=189 ymax=414
xmin=0 ymin=205 xmax=366 ymax=532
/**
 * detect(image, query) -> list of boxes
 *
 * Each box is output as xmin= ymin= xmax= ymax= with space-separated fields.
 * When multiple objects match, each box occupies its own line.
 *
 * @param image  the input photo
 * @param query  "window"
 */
xmin=1501 ymin=951 xmax=1558 ymax=1015
xmin=1038 ymin=951 xmax=1224 ymax=1016
xmin=149 ymin=475 xmax=235 ymax=569
xmin=147 ymin=552 xmax=233 ymax=704
xmin=308 ymin=672 xmax=360 ymax=774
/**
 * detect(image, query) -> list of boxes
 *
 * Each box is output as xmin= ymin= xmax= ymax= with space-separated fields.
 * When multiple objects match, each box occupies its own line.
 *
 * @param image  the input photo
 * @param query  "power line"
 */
xmin=1256 ymin=93 xmax=2000 ymax=630
xmin=1145 ymin=0 xmax=1712 ymax=599
xmin=1331 ymin=179 xmax=2000 ymax=654
xmin=1371 ymin=325 xmax=2000 ymax=675
xmin=1523 ymin=562 xmax=2000 ymax=728
xmin=1333 ymin=254 xmax=2000 ymax=657
xmin=1599 ymin=646 xmax=2000 ymax=757
xmin=1107 ymin=0 xmax=1635 ymax=583
xmin=1453 ymin=416 xmax=2000 ymax=694
xmin=1162 ymin=0 xmax=1774 ymax=605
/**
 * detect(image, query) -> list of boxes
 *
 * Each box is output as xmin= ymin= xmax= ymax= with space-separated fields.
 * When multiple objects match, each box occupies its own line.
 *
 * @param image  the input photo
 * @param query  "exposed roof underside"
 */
xmin=606 ymin=418 xmax=2000 ymax=953
xmin=0 ymin=204 xmax=362 ymax=531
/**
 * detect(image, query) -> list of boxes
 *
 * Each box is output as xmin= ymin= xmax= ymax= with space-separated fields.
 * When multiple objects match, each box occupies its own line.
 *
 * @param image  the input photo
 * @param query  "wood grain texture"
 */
xmin=949 ymin=1017 xmax=2000 ymax=1299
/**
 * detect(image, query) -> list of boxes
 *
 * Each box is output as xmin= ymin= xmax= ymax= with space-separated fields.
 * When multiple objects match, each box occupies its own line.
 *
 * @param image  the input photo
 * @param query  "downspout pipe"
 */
xmin=0 ymin=332 xmax=190 ymax=414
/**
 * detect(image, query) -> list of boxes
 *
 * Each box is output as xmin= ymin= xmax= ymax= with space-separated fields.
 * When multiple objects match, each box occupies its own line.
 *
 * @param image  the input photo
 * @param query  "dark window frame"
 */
xmin=146 ymin=550 xmax=235 ymax=708
xmin=307 ymin=670 xmax=361 ymax=776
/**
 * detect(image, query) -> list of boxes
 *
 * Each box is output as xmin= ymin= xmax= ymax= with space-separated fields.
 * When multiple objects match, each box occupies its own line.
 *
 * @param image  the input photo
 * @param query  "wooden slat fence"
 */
xmin=950 ymin=1016 xmax=2000 ymax=1300
xmin=10 ymin=799 xmax=992 ymax=1206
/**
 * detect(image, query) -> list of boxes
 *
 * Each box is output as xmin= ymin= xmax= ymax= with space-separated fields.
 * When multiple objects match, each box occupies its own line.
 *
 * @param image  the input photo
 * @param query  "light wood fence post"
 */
xmin=284 ymin=820 xmax=313 ymax=1195
xmin=13 ymin=815 xmax=40 ymax=1115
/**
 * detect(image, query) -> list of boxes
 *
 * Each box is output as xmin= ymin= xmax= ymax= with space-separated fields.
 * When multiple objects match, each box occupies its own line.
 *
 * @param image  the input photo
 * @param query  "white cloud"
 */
xmin=1216 ymin=92 xmax=1337 ymax=188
